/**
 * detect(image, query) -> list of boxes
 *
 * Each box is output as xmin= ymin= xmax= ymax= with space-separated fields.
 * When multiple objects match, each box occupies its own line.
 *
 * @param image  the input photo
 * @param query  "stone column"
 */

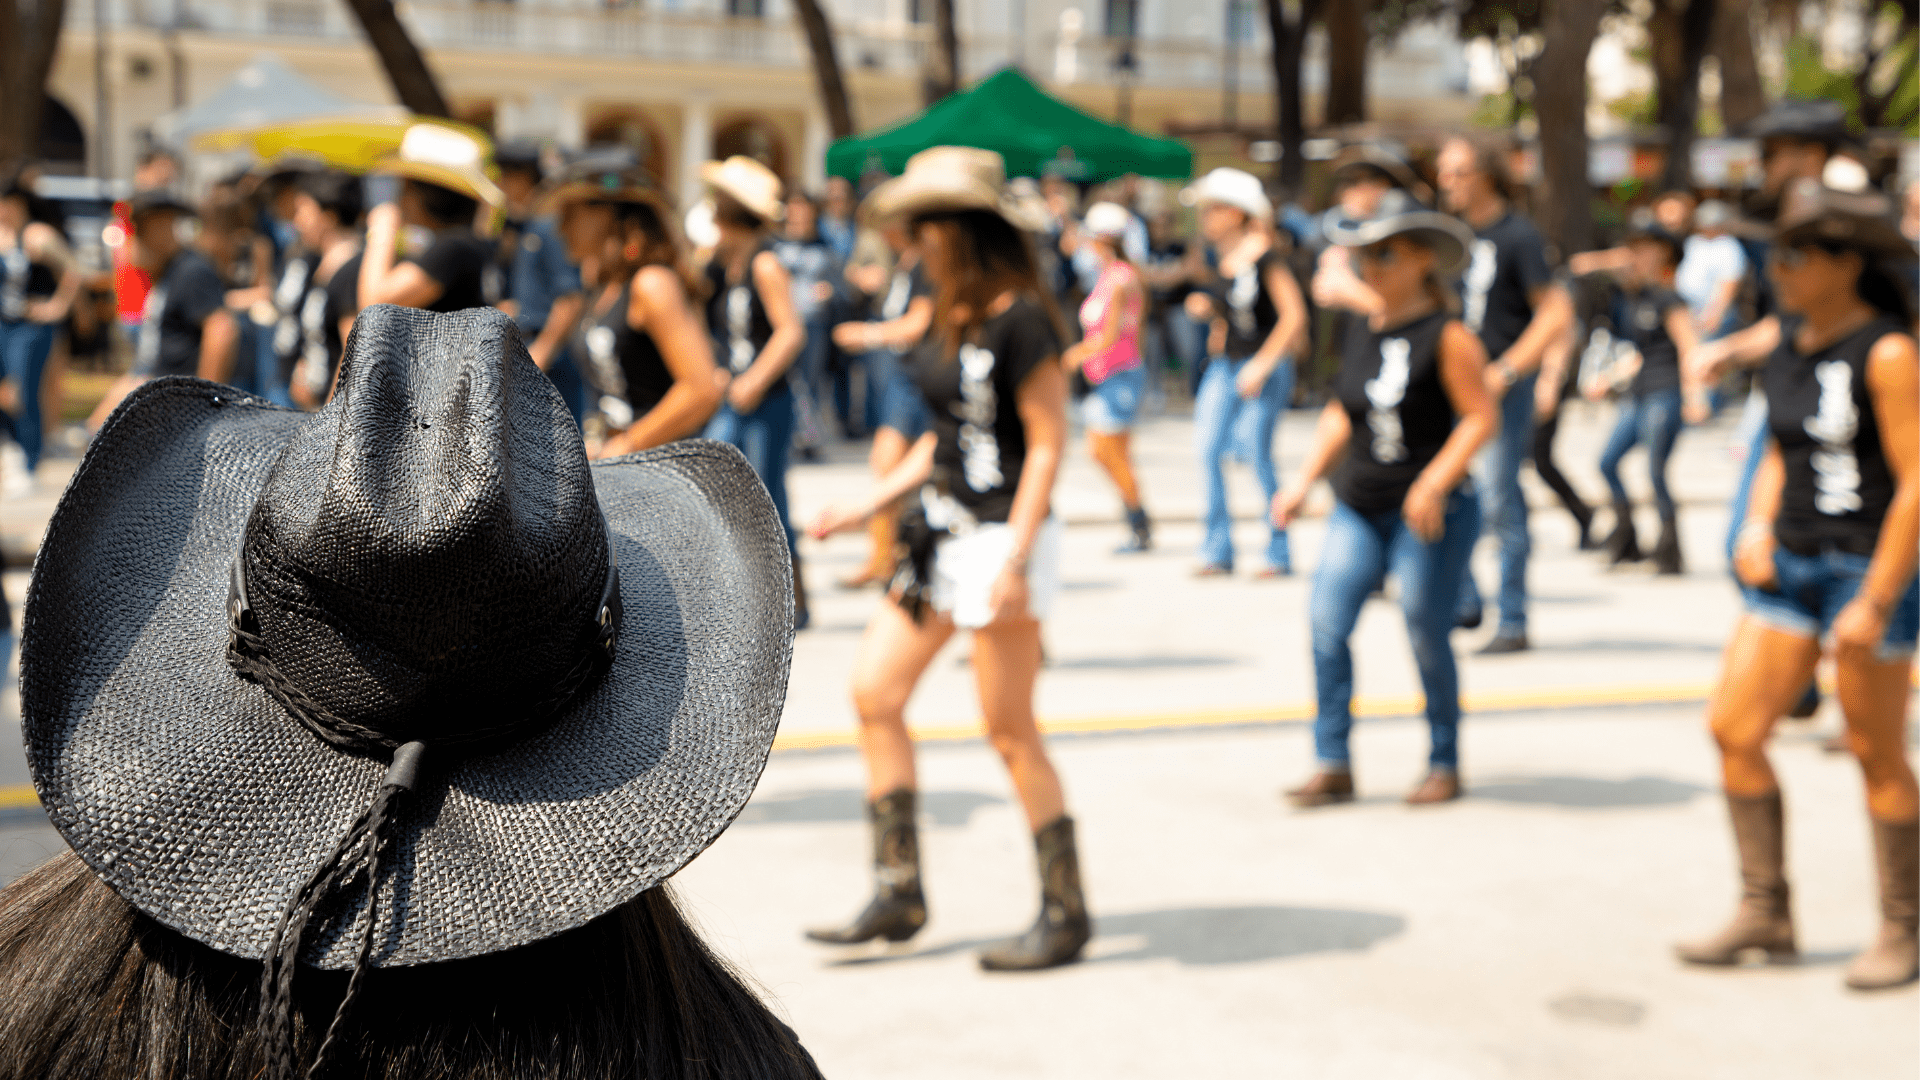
xmin=801 ymin=108 xmax=829 ymax=193
xmin=679 ymin=95 xmax=713 ymax=210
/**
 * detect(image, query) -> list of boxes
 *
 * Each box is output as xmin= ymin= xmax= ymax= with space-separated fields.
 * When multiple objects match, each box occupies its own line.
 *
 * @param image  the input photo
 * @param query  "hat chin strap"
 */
xmin=229 ymin=523 xmax=622 ymax=1080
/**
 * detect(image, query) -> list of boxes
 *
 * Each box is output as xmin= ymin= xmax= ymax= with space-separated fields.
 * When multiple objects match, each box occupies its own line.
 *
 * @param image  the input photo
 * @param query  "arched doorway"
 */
xmin=584 ymin=107 xmax=667 ymax=187
xmin=711 ymin=115 xmax=787 ymax=182
xmin=38 ymin=96 xmax=87 ymax=169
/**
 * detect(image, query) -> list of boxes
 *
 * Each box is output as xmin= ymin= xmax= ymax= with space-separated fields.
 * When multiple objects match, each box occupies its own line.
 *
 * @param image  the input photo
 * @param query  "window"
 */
xmin=1104 ymin=0 xmax=1138 ymax=38
xmin=728 ymin=0 xmax=763 ymax=17
xmin=907 ymin=0 xmax=928 ymax=23
xmin=1226 ymin=0 xmax=1255 ymax=42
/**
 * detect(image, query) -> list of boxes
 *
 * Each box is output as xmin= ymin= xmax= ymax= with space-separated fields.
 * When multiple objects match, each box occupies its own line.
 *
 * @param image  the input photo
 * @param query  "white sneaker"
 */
xmin=1 ymin=443 xmax=36 ymax=498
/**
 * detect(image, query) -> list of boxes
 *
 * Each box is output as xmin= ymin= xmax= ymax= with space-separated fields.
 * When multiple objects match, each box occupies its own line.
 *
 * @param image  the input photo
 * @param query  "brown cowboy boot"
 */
xmin=1285 ymin=768 xmax=1356 ymax=808
xmin=1676 ymin=792 xmax=1798 ymax=964
xmin=1844 ymin=818 xmax=1919 ymax=990
xmin=838 ymin=511 xmax=898 ymax=589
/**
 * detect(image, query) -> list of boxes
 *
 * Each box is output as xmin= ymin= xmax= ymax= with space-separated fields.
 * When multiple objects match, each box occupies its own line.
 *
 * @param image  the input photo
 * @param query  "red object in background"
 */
xmin=110 ymin=201 xmax=150 ymax=322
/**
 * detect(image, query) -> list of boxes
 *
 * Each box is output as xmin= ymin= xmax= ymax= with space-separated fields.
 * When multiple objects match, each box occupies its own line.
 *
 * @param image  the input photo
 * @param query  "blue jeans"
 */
xmin=250 ymin=317 xmax=293 ymax=408
xmin=1194 ymin=355 xmax=1294 ymax=571
xmin=546 ymin=345 xmax=587 ymax=427
xmin=1457 ymin=374 xmax=1536 ymax=634
xmin=0 ymin=320 xmax=55 ymax=470
xmin=1598 ymin=388 xmax=1684 ymax=519
xmin=705 ymin=383 xmax=796 ymax=553
xmin=1744 ymin=545 xmax=1920 ymax=661
xmin=1313 ymin=490 xmax=1482 ymax=770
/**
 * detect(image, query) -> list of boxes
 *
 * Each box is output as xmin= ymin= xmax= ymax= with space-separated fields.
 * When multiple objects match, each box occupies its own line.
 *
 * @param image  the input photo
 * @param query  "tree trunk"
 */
xmin=922 ymin=0 xmax=960 ymax=105
xmin=340 ymin=0 xmax=451 ymax=118
xmin=791 ymin=0 xmax=856 ymax=138
xmin=1323 ymin=0 xmax=1368 ymax=126
xmin=0 ymin=0 xmax=68 ymax=168
xmin=1649 ymin=0 xmax=1715 ymax=190
xmin=1263 ymin=0 xmax=1326 ymax=197
xmin=1533 ymin=0 xmax=1608 ymax=259
xmin=1711 ymin=0 xmax=1764 ymax=133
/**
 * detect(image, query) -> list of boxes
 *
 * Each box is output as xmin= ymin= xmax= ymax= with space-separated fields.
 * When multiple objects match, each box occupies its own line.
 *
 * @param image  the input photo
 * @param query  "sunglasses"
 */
xmin=1356 ymin=244 xmax=1401 ymax=267
xmin=1769 ymin=243 xmax=1849 ymax=269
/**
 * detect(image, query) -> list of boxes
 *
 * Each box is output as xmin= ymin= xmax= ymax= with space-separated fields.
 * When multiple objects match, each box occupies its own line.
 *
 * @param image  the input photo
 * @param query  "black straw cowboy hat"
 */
xmin=1772 ymin=177 xmax=1912 ymax=260
xmin=1323 ymin=188 xmax=1476 ymax=277
xmin=23 ymin=306 xmax=792 ymax=1014
xmin=540 ymin=146 xmax=678 ymax=224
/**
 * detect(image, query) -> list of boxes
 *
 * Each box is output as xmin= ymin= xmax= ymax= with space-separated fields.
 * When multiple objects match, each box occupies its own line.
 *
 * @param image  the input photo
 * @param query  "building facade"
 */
xmin=48 ymin=0 xmax=1475 ymax=204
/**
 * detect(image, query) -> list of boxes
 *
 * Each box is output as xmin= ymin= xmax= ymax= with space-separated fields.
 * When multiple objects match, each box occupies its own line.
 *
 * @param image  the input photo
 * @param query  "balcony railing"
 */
xmin=75 ymin=0 xmax=1277 ymax=91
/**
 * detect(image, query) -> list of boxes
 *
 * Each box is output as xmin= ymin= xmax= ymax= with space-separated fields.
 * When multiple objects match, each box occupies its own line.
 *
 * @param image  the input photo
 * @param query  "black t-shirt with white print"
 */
xmin=1765 ymin=315 xmax=1904 ymax=557
xmin=134 ymin=249 xmax=227 ymax=379
xmin=409 ymin=229 xmax=497 ymax=313
xmin=913 ymin=295 xmax=1060 ymax=523
xmin=1456 ymin=211 xmax=1552 ymax=362
xmin=1331 ymin=310 xmax=1456 ymax=514
xmin=1615 ymin=284 xmax=1687 ymax=397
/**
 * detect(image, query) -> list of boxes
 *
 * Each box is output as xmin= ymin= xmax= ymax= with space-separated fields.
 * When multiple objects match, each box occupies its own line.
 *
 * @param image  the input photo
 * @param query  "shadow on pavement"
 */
xmin=1045 ymin=655 xmax=1243 ymax=671
xmin=734 ymin=788 xmax=1005 ymax=827
xmin=1089 ymin=905 xmax=1405 ymax=966
xmin=1470 ymin=775 xmax=1708 ymax=808
xmin=1517 ymin=639 xmax=1722 ymax=654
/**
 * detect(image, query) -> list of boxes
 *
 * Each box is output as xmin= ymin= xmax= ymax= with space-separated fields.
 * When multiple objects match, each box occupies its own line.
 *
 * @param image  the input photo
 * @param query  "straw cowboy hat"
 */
xmin=24 ymin=306 xmax=792 ymax=1020
xmin=372 ymin=121 xmax=506 ymax=210
xmin=1772 ymin=175 xmax=1912 ymax=260
xmin=864 ymin=146 xmax=1048 ymax=231
xmin=700 ymin=155 xmax=786 ymax=224
xmin=1323 ymin=188 xmax=1477 ymax=277
xmin=541 ymin=147 xmax=678 ymax=226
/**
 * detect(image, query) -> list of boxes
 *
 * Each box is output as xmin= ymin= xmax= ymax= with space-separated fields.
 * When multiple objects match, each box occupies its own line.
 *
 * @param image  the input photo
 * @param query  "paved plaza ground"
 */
xmin=1 ymin=396 xmax=1914 ymax=1077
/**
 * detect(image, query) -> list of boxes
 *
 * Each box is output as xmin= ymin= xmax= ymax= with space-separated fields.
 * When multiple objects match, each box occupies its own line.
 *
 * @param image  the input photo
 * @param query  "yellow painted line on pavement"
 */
xmin=769 ymin=680 xmax=1717 ymax=753
xmin=0 ymin=784 xmax=40 ymax=809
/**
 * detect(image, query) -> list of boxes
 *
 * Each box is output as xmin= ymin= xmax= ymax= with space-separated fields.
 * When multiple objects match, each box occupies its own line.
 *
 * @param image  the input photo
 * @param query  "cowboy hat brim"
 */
xmin=24 ymin=381 xmax=793 ymax=969
xmin=1774 ymin=213 xmax=1914 ymax=261
xmin=699 ymin=161 xmax=785 ymax=223
xmin=1324 ymin=210 xmax=1475 ymax=278
xmin=539 ymin=180 xmax=677 ymax=224
xmin=373 ymin=155 xmax=508 ymax=211
xmin=865 ymin=174 xmax=1048 ymax=232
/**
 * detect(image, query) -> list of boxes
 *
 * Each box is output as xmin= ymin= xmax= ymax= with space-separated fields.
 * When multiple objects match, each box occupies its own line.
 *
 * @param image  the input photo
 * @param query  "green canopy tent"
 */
xmin=825 ymin=68 xmax=1193 ymax=182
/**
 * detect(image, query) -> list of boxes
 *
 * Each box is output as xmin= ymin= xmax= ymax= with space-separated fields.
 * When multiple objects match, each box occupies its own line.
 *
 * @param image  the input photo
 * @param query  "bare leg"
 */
xmin=1086 ymin=431 xmax=1142 ymax=510
xmin=1836 ymin=652 xmax=1917 ymax=823
xmin=971 ymin=615 xmax=1066 ymax=829
xmin=844 ymin=427 xmax=911 ymax=586
xmin=1707 ymin=617 xmax=1822 ymax=796
xmin=849 ymin=597 xmax=954 ymax=800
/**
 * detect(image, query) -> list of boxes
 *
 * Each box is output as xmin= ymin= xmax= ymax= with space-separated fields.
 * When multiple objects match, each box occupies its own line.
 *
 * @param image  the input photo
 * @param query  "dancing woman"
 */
xmin=547 ymin=155 xmax=723 ymax=454
xmin=1062 ymin=201 xmax=1154 ymax=552
xmin=1272 ymin=203 xmax=1498 ymax=807
xmin=1185 ymin=168 xmax=1309 ymax=577
xmin=1676 ymin=182 xmax=1918 ymax=990
xmin=699 ymin=156 xmax=809 ymax=629
xmin=0 ymin=175 xmax=80 ymax=483
xmin=805 ymin=148 xmax=1091 ymax=971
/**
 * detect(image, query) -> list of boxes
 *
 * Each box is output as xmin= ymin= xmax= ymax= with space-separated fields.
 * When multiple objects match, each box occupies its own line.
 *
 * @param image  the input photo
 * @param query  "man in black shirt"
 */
xmin=360 ymin=124 xmax=506 ymax=314
xmin=1436 ymin=137 xmax=1573 ymax=655
xmin=89 ymin=192 xmax=238 ymax=427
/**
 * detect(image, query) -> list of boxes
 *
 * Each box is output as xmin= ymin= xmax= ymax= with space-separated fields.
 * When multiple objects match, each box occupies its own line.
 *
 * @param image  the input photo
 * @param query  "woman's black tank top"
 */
xmin=1332 ymin=310 xmax=1456 ymax=514
xmin=1765 ymin=315 xmax=1905 ymax=557
xmin=0 ymin=236 xmax=58 ymax=322
xmin=705 ymin=246 xmax=774 ymax=376
xmin=581 ymin=278 xmax=674 ymax=425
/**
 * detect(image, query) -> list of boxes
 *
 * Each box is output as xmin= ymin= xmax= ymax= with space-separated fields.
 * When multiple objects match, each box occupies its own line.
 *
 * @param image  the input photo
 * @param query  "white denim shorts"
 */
xmin=929 ymin=516 xmax=1063 ymax=629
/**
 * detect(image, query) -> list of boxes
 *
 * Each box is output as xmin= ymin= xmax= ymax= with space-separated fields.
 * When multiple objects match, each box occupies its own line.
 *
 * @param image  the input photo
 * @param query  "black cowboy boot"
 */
xmin=1651 ymin=513 xmax=1685 ymax=575
xmin=979 ymin=816 xmax=1092 ymax=971
xmin=805 ymin=789 xmax=927 ymax=945
xmin=1115 ymin=505 xmax=1152 ymax=554
xmin=791 ymin=550 xmax=811 ymax=631
xmin=1603 ymin=497 xmax=1644 ymax=565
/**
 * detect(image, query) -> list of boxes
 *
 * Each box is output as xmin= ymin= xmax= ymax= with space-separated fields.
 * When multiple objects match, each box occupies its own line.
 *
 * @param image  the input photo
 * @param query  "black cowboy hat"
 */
xmin=1623 ymin=221 xmax=1685 ymax=264
xmin=540 ymin=146 xmax=677 ymax=223
xmin=128 ymin=188 xmax=197 ymax=221
xmin=1329 ymin=143 xmax=1434 ymax=207
xmin=1773 ymin=178 xmax=1912 ymax=260
xmin=1323 ymin=188 xmax=1476 ymax=277
xmin=23 ymin=305 xmax=793 ymax=980
xmin=1744 ymin=99 xmax=1850 ymax=146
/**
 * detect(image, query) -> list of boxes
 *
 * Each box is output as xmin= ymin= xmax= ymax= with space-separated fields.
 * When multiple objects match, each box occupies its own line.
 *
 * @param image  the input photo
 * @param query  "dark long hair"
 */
xmin=914 ymin=208 xmax=1067 ymax=359
xmin=0 ymin=852 xmax=821 ymax=1080
xmin=599 ymin=199 xmax=697 ymax=295
xmin=1858 ymin=257 xmax=1916 ymax=326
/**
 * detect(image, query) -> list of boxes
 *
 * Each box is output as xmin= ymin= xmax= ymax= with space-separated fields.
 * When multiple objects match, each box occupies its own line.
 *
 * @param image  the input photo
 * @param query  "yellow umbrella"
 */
xmin=191 ymin=115 xmax=492 ymax=175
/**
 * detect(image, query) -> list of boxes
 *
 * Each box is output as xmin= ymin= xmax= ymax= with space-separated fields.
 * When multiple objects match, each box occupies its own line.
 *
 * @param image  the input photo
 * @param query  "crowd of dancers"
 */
xmin=0 ymin=93 xmax=1913 ymax=997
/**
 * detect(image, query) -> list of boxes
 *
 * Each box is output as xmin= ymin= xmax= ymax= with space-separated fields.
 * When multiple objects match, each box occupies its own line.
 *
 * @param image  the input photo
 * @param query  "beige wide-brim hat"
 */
xmin=540 ymin=152 xmax=678 ymax=229
xmin=372 ymin=122 xmax=506 ymax=211
xmin=865 ymin=146 xmax=1048 ymax=232
xmin=1324 ymin=189 xmax=1476 ymax=278
xmin=700 ymin=155 xmax=786 ymax=224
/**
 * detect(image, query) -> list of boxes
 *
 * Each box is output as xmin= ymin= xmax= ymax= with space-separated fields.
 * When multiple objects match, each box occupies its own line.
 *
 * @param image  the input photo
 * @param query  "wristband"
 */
xmin=1735 ymin=521 xmax=1773 ymax=549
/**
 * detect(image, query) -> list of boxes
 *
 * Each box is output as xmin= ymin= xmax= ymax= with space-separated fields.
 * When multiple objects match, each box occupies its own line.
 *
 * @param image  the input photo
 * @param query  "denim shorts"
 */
xmin=1743 ymin=545 xmax=1920 ymax=661
xmin=879 ymin=364 xmax=930 ymax=439
xmin=1082 ymin=363 xmax=1146 ymax=434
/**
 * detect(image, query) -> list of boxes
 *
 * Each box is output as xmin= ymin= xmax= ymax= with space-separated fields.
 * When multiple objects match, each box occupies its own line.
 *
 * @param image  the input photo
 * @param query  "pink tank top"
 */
xmin=1078 ymin=261 xmax=1143 ymax=385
